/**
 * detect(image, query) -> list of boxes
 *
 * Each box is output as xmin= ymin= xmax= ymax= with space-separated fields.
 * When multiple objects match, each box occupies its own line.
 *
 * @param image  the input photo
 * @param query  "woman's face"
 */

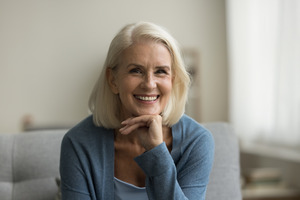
xmin=108 ymin=40 xmax=173 ymax=119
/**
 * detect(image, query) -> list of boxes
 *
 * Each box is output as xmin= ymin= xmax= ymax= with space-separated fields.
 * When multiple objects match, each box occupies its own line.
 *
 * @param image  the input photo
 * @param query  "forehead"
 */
xmin=119 ymin=40 xmax=172 ymax=66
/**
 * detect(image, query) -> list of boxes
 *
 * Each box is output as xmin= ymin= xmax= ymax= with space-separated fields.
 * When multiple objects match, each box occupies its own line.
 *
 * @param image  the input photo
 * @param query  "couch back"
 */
xmin=205 ymin=123 xmax=242 ymax=200
xmin=0 ymin=130 xmax=65 ymax=200
xmin=0 ymin=123 xmax=241 ymax=200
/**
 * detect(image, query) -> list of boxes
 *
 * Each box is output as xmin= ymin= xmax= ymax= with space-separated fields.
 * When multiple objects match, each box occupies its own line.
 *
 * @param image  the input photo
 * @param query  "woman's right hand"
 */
xmin=119 ymin=114 xmax=164 ymax=151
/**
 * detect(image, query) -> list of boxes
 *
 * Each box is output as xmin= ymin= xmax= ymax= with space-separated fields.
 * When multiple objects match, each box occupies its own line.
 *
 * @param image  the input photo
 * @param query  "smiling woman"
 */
xmin=59 ymin=22 xmax=215 ymax=200
xmin=107 ymin=40 xmax=173 ymax=120
xmin=89 ymin=22 xmax=191 ymax=129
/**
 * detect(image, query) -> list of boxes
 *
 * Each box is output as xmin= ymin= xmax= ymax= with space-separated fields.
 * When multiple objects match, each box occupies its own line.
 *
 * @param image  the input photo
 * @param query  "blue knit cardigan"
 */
xmin=60 ymin=114 xmax=214 ymax=200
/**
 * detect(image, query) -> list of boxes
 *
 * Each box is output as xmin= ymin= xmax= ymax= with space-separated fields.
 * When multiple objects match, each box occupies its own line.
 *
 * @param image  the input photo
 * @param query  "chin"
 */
xmin=124 ymin=107 xmax=163 ymax=117
xmin=137 ymin=111 xmax=161 ymax=116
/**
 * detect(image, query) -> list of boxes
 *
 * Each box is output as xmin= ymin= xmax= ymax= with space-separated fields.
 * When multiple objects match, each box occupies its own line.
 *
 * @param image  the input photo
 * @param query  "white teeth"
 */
xmin=135 ymin=96 xmax=158 ymax=101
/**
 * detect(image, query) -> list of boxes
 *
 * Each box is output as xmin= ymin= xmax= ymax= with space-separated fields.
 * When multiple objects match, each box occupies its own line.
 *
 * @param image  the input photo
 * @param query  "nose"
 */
xmin=141 ymin=73 xmax=156 ymax=90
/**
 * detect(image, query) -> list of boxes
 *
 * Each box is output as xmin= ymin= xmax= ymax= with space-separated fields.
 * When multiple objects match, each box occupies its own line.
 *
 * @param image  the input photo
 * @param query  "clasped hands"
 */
xmin=119 ymin=115 xmax=164 ymax=151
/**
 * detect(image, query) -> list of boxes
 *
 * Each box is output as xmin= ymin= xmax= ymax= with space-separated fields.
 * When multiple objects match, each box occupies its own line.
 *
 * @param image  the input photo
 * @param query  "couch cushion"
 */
xmin=14 ymin=178 xmax=58 ymax=200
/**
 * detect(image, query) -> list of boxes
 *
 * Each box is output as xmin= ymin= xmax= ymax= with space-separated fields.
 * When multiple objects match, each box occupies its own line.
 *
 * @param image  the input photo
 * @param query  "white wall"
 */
xmin=0 ymin=0 xmax=228 ymax=133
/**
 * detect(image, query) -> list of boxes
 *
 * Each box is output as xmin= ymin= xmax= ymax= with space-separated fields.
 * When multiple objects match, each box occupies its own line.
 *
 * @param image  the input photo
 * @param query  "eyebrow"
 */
xmin=155 ymin=66 xmax=171 ymax=71
xmin=127 ymin=63 xmax=143 ymax=68
xmin=127 ymin=63 xmax=171 ymax=70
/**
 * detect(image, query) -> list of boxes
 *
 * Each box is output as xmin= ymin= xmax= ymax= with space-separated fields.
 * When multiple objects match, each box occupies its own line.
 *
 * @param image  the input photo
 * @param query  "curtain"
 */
xmin=227 ymin=0 xmax=300 ymax=146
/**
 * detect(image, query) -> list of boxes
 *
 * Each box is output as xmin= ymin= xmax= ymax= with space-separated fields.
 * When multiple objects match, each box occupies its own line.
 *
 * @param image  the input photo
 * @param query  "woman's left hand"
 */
xmin=119 ymin=115 xmax=164 ymax=151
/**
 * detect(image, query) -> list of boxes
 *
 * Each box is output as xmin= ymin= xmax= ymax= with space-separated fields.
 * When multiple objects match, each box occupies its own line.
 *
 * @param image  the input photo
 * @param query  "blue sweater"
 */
xmin=60 ymin=114 xmax=214 ymax=200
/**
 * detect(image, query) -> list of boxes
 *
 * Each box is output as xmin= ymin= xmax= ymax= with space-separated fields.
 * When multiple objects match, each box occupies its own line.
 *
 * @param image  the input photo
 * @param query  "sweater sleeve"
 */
xmin=60 ymin=135 xmax=92 ymax=200
xmin=134 ymin=131 xmax=214 ymax=200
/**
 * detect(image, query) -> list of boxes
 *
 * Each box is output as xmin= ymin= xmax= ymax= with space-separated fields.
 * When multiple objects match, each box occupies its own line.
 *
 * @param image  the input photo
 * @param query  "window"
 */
xmin=227 ymin=0 xmax=300 ymax=146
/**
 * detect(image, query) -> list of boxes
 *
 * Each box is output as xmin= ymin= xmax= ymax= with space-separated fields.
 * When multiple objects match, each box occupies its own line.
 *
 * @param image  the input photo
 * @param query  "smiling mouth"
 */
xmin=134 ymin=95 xmax=159 ymax=101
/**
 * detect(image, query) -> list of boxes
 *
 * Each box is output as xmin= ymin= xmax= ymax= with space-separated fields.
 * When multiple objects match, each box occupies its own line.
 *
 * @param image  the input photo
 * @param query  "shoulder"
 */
xmin=65 ymin=115 xmax=110 ymax=137
xmin=61 ymin=115 xmax=114 ymax=150
xmin=173 ymin=114 xmax=214 ymax=145
xmin=171 ymin=115 xmax=214 ymax=162
xmin=172 ymin=114 xmax=214 ymax=172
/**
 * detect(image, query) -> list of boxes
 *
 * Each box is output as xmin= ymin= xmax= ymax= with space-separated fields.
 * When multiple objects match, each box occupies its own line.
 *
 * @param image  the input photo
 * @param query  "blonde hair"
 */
xmin=89 ymin=22 xmax=190 ymax=128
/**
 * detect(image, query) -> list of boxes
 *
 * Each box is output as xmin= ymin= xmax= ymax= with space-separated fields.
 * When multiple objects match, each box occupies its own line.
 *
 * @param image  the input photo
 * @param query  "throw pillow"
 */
xmin=54 ymin=177 xmax=61 ymax=200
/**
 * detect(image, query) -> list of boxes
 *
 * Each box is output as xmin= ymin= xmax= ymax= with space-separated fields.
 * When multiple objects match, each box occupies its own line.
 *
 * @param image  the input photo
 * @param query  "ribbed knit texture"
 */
xmin=60 ymin=115 xmax=214 ymax=200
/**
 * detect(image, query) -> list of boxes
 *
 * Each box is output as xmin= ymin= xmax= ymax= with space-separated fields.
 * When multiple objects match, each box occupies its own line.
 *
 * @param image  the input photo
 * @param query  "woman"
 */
xmin=60 ymin=22 xmax=214 ymax=200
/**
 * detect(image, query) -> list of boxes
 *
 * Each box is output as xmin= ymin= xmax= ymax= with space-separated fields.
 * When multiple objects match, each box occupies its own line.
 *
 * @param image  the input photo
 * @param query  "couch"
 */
xmin=0 ymin=122 xmax=241 ymax=200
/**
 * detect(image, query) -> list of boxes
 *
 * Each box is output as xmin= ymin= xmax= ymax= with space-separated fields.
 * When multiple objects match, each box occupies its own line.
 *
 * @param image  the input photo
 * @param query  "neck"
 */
xmin=114 ymin=129 xmax=140 ymax=145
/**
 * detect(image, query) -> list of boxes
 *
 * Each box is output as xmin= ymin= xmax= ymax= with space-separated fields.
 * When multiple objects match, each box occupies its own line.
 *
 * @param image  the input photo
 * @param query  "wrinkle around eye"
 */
xmin=127 ymin=63 xmax=144 ymax=74
xmin=155 ymin=69 xmax=168 ymax=74
xmin=129 ymin=68 xmax=143 ymax=74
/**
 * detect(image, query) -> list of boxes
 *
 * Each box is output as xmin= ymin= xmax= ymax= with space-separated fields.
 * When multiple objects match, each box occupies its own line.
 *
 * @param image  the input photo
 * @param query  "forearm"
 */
xmin=134 ymin=143 xmax=205 ymax=200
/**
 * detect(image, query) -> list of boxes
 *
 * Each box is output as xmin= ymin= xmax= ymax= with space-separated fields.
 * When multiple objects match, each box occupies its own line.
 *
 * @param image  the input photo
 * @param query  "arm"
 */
xmin=59 ymin=135 xmax=92 ymax=200
xmin=135 ymin=132 xmax=214 ymax=200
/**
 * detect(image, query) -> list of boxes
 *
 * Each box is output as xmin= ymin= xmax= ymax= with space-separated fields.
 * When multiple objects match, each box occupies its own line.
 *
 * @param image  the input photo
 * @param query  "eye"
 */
xmin=129 ymin=67 xmax=143 ymax=74
xmin=155 ymin=67 xmax=171 ymax=75
xmin=155 ymin=69 xmax=167 ymax=74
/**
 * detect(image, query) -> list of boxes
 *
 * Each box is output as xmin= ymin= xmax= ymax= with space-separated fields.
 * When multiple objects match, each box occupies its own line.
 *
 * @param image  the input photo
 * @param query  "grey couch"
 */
xmin=0 ymin=122 xmax=241 ymax=200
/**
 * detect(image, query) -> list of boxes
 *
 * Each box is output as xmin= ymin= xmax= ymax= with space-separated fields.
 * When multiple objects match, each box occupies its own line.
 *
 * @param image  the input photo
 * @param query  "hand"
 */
xmin=119 ymin=115 xmax=163 ymax=151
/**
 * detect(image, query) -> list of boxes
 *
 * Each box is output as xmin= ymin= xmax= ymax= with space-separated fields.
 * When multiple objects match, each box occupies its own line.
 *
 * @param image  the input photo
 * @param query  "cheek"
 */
xmin=161 ymin=79 xmax=173 ymax=95
xmin=118 ymin=86 xmax=131 ymax=99
xmin=117 ymin=78 xmax=137 ymax=99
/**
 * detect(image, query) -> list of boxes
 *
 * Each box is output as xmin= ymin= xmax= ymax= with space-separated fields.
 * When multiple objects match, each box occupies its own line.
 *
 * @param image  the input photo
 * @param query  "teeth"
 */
xmin=135 ymin=96 xmax=158 ymax=101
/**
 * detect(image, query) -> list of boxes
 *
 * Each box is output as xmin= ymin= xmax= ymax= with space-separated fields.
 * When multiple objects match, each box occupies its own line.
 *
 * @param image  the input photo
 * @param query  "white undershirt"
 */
xmin=114 ymin=177 xmax=148 ymax=200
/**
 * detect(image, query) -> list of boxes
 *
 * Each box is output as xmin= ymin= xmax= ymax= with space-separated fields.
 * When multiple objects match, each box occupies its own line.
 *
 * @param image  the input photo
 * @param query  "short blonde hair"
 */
xmin=89 ymin=22 xmax=190 ymax=128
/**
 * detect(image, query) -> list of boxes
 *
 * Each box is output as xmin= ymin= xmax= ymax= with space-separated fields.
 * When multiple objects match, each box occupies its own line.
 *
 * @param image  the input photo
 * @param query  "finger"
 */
xmin=121 ymin=117 xmax=133 ymax=125
xmin=122 ymin=115 xmax=160 ymax=126
xmin=119 ymin=121 xmax=147 ymax=135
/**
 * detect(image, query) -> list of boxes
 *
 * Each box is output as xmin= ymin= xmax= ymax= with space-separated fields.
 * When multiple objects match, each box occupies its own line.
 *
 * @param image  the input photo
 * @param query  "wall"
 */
xmin=0 ymin=0 xmax=228 ymax=133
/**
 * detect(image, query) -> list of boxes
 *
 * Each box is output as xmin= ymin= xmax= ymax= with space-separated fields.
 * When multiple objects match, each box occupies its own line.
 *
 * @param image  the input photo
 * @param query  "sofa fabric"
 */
xmin=0 ymin=130 xmax=65 ymax=200
xmin=0 ymin=123 xmax=241 ymax=200
xmin=205 ymin=123 xmax=242 ymax=200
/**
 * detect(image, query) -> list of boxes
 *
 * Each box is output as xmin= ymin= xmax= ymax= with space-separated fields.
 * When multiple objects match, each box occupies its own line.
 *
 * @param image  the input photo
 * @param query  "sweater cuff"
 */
xmin=134 ymin=142 xmax=174 ymax=177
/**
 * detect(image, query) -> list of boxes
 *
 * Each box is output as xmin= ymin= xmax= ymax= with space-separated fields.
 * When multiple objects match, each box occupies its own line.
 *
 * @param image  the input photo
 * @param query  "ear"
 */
xmin=106 ymin=68 xmax=119 ymax=94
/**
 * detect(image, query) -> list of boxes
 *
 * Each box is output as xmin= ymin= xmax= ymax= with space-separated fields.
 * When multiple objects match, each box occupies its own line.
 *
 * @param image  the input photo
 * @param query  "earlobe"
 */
xmin=106 ymin=68 xmax=119 ymax=94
